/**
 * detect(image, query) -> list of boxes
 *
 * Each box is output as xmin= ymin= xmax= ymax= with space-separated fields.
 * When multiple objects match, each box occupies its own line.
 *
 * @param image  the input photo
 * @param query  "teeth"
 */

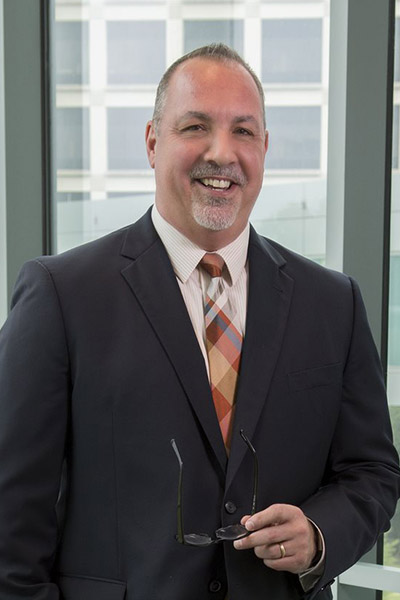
xmin=200 ymin=178 xmax=232 ymax=189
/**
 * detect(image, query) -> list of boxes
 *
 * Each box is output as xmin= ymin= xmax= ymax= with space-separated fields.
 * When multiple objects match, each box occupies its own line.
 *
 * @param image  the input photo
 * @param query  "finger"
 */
xmin=253 ymin=541 xmax=292 ymax=562
xmin=244 ymin=504 xmax=303 ymax=532
xmin=253 ymin=540 xmax=314 ymax=574
xmin=262 ymin=548 xmax=315 ymax=574
xmin=234 ymin=522 xmax=293 ymax=551
xmin=262 ymin=555 xmax=305 ymax=573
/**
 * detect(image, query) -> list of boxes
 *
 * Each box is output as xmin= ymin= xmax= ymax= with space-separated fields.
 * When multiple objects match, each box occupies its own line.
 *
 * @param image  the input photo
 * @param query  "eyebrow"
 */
xmin=233 ymin=115 xmax=260 ymax=127
xmin=178 ymin=111 xmax=211 ymax=123
xmin=178 ymin=111 xmax=260 ymax=127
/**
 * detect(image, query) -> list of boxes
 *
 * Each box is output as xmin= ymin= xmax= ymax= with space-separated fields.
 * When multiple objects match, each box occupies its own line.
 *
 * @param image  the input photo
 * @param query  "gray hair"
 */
xmin=152 ymin=43 xmax=266 ymax=131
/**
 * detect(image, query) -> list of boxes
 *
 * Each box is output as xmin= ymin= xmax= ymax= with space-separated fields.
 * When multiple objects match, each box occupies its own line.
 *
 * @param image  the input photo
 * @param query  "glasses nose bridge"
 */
xmin=171 ymin=430 xmax=258 ymax=546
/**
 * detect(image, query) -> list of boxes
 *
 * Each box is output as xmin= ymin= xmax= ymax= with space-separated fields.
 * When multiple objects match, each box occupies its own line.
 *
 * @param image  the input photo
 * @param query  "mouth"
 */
xmin=195 ymin=177 xmax=235 ymax=192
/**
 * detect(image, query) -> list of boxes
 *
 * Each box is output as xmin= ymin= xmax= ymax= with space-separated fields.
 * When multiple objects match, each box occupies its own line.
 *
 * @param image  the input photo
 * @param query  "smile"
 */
xmin=198 ymin=178 xmax=233 ymax=190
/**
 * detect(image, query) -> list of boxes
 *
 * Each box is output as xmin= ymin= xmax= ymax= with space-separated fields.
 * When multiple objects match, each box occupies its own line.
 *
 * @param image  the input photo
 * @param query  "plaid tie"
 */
xmin=200 ymin=253 xmax=243 ymax=451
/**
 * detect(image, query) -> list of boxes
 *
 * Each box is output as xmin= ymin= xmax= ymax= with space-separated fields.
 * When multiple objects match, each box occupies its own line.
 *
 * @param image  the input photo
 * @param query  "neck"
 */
xmin=157 ymin=208 xmax=247 ymax=251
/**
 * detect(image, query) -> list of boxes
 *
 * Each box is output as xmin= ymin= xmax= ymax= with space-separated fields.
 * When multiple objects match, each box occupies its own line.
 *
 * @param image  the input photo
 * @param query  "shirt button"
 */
xmin=209 ymin=580 xmax=222 ymax=593
xmin=224 ymin=501 xmax=237 ymax=514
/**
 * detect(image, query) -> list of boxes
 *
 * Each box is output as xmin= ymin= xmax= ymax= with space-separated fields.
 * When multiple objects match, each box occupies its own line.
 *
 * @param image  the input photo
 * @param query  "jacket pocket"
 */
xmin=59 ymin=574 xmax=126 ymax=600
xmin=288 ymin=362 xmax=342 ymax=392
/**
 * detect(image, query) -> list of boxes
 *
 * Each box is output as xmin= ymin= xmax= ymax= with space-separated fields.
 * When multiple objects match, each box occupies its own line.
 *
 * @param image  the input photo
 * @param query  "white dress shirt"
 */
xmin=151 ymin=204 xmax=249 ymax=377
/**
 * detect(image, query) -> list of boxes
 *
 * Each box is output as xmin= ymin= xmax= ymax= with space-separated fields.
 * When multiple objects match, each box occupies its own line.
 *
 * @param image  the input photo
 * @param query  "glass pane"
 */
xmin=184 ymin=20 xmax=244 ymax=55
xmin=384 ymin=9 xmax=400 ymax=598
xmin=107 ymin=107 xmax=153 ymax=170
xmin=54 ymin=21 xmax=89 ymax=85
xmin=107 ymin=21 xmax=166 ymax=84
xmin=395 ymin=18 xmax=400 ymax=83
xmin=50 ymin=0 xmax=329 ymax=265
xmin=266 ymin=107 xmax=321 ymax=170
xmin=393 ymin=105 xmax=399 ymax=170
xmin=55 ymin=108 xmax=90 ymax=170
xmin=262 ymin=19 xmax=322 ymax=84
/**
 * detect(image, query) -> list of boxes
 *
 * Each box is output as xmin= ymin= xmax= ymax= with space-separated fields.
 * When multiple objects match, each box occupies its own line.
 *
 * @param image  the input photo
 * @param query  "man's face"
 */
xmin=146 ymin=57 xmax=268 ymax=248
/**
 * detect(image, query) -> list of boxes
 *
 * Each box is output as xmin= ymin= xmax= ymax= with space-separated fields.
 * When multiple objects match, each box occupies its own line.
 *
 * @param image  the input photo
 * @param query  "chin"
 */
xmin=192 ymin=202 xmax=239 ymax=232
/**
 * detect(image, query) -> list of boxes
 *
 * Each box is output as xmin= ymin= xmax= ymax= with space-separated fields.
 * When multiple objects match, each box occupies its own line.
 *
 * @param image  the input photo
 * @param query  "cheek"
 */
xmin=249 ymin=152 xmax=266 ymax=181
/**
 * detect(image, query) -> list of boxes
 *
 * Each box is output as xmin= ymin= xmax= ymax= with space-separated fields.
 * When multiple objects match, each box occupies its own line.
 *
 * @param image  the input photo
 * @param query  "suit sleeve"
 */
xmin=300 ymin=277 xmax=400 ymax=598
xmin=0 ymin=260 xmax=69 ymax=599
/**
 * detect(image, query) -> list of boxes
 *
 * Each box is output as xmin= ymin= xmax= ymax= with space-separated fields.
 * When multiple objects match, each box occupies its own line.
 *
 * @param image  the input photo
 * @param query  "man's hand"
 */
xmin=233 ymin=504 xmax=317 ymax=574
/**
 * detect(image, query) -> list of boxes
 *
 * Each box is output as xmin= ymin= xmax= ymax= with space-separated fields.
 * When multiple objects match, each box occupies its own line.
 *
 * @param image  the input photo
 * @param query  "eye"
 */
xmin=235 ymin=127 xmax=253 ymax=136
xmin=182 ymin=124 xmax=205 ymax=132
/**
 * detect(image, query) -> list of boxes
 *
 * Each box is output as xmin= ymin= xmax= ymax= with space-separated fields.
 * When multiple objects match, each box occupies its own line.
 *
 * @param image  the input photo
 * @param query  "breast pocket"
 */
xmin=59 ymin=574 xmax=126 ymax=600
xmin=288 ymin=362 xmax=342 ymax=392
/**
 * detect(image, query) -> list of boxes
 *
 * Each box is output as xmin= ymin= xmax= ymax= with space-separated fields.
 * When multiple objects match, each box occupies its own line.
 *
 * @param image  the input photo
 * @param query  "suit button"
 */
xmin=224 ymin=501 xmax=237 ymax=514
xmin=209 ymin=580 xmax=222 ymax=593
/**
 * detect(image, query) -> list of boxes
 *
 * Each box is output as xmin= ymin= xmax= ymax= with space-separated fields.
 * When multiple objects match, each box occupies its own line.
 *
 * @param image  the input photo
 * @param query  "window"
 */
xmin=55 ymin=108 xmax=90 ymax=170
xmin=395 ymin=17 xmax=400 ymax=83
xmin=51 ymin=0 xmax=329 ymax=262
xmin=54 ymin=21 xmax=89 ymax=85
xmin=266 ymin=106 xmax=321 ymax=170
xmin=383 ymin=10 xmax=400 ymax=598
xmin=184 ymin=20 xmax=244 ymax=55
xmin=394 ymin=105 xmax=399 ymax=170
xmin=108 ymin=107 xmax=153 ymax=170
xmin=107 ymin=21 xmax=166 ymax=84
xmin=262 ymin=19 xmax=322 ymax=84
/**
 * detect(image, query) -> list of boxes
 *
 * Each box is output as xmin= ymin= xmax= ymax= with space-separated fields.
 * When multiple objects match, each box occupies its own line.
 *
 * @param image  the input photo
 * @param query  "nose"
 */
xmin=203 ymin=129 xmax=237 ymax=166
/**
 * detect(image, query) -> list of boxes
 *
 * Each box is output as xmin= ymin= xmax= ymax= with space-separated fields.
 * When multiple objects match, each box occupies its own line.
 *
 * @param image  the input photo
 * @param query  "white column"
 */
xmin=89 ymin=4 xmax=107 ymax=200
xmin=244 ymin=0 xmax=261 ymax=77
xmin=167 ymin=0 xmax=183 ymax=66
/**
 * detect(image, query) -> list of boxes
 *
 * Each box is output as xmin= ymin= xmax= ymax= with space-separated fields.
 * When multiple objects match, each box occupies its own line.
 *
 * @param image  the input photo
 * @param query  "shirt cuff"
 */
xmin=298 ymin=519 xmax=325 ymax=592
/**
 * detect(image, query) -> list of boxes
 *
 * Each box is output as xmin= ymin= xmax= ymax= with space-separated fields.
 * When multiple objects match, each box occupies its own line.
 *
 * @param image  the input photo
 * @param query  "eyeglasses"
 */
xmin=170 ymin=429 xmax=258 ymax=546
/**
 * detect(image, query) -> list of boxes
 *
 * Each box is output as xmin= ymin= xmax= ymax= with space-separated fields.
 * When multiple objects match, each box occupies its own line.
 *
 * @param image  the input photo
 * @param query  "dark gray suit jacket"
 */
xmin=0 ymin=209 xmax=399 ymax=599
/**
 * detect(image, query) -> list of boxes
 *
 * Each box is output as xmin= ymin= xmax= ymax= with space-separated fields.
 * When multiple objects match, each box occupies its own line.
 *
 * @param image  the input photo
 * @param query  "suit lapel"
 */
xmin=226 ymin=228 xmax=294 ymax=490
xmin=120 ymin=211 xmax=227 ymax=474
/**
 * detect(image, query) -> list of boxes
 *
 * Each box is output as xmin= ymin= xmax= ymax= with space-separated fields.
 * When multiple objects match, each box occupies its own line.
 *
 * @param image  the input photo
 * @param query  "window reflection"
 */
xmin=107 ymin=21 xmax=166 ymax=85
xmin=184 ymin=20 xmax=244 ymax=55
xmin=55 ymin=21 xmax=89 ymax=85
xmin=55 ymin=108 xmax=90 ymax=170
xmin=384 ymin=8 xmax=400 ymax=593
xmin=51 ymin=0 xmax=329 ymax=264
xmin=262 ymin=19 xmax=322 ymax=84
xmin=266 ymin=107 xmax=321 ymax=170
xmin=108 ymin=107 xmax=153 ymax=170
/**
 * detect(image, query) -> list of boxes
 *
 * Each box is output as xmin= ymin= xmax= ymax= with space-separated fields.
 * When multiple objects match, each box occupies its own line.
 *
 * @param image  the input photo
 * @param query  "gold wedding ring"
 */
xmin=279 ymin=543 xmax=286 ymax=559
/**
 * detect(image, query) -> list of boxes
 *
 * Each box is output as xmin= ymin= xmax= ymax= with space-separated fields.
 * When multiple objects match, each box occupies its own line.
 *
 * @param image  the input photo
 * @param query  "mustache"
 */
xmin=189 ymin=164 xmax=247 ymax=186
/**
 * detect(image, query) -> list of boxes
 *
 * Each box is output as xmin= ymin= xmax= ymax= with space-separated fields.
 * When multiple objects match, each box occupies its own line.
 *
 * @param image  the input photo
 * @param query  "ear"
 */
xmin=145 ymin=120 xmax=157 ymax=169
xmin=264 ymin=129 xmax=269 ymax=154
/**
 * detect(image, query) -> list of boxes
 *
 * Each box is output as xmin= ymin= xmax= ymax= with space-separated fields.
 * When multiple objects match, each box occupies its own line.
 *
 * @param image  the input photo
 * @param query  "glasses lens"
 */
xmin=183 ymin=533 xmax=214 ymax=546
xmin=215 ymin=523 xmax=249 ymax=541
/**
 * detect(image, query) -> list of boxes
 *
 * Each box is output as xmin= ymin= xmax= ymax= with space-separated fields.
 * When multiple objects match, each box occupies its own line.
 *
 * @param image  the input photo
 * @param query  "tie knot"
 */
xmin=200 ymin=253 xmax=225 ymax=278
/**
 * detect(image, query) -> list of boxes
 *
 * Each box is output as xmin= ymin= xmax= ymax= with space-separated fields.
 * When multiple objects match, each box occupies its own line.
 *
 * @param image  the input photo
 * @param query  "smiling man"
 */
xmin=146 ymin=55 xmax=268 ymax=249
xmin=0 ymin=44 xmax=399 ymax=600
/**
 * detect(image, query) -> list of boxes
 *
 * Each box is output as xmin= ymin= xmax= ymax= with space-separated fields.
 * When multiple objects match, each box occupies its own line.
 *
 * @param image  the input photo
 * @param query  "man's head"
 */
xmin=146 ymin=44 xmax=268 ymax=250
xmin=152 ymin=44 xmax=266 ymax=133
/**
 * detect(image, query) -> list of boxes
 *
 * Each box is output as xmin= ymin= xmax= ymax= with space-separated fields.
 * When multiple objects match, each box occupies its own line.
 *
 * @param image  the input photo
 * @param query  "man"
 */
xmin=0 ymin=44 xmax=398 ymax=600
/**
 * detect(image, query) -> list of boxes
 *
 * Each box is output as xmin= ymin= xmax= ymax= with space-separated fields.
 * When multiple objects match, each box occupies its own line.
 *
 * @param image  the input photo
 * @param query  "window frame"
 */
xmin=0 ymin=1 xmax=398 ymax=598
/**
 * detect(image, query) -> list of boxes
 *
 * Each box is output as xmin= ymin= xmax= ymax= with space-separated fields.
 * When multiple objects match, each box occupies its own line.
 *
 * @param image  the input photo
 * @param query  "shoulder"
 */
xmin=37 ymin=225 xmax=131 ymax=272
xmin=11 ymin=211 xmax=160 ymax=308
xmin=26 ymin=209 xmax=157 ymax=279
xmin=253 ymin=231 xmax=352 ymax=288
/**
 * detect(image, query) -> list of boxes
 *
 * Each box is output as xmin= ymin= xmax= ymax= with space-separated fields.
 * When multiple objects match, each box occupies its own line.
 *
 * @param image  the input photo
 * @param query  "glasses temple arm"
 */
xmin=171 ymin=439 xmax=185 ymax=544
xmin=239 ymin=429 xmax=259 ymax=516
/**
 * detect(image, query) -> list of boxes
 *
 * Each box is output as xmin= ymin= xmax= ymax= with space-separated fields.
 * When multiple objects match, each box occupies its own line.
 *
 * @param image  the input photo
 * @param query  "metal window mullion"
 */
xmin=3 ymin=0 xmax=47 ymax=308
xmin=327 ymin=1 xmax=395 ymax=599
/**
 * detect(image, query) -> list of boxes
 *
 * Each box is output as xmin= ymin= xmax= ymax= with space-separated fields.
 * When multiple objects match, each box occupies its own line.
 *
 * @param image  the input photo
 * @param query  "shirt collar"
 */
xmin=151 ymin=204 xmax=249 ymax=285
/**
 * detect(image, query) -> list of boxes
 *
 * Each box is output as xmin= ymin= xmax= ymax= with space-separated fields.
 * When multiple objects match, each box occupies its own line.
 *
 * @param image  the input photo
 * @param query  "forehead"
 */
xmin=164 ymin=57 xmax=264 ymax=123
